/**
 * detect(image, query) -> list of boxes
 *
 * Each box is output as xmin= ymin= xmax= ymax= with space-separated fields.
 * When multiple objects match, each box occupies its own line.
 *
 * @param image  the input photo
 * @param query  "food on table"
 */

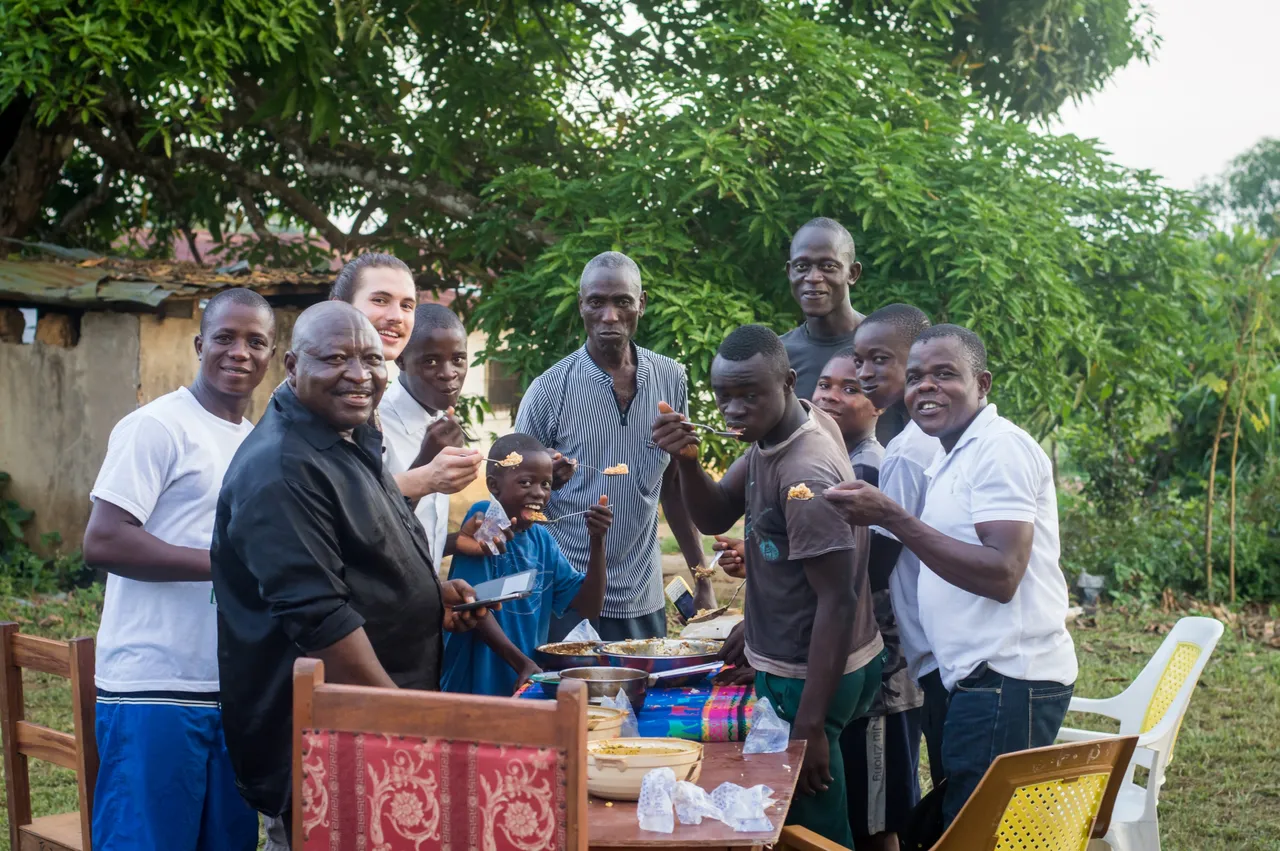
xmin=499 ymin=452 xmax=523 ymax=467
xmin=542 ymin=641 xmax=602 ymax=655
xmin=787 ymin=483 xmax=815 ymax=501
xmin=602 ymin=463 xmax=629 ymax=475
xmin=601 ymin=638 xmax=721 ymax=658
xmin=591 ymin=744 xmax=686 ymax=756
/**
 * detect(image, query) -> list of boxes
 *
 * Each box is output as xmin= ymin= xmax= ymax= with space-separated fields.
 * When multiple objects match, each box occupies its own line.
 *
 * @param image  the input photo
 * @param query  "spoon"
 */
xmin=685 ymin=421 xmax=746 ymax=438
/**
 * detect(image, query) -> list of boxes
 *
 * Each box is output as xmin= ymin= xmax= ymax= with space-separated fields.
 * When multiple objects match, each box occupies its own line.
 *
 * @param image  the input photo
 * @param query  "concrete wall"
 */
xmin=137 ymin=305 xmax=301 ymax=422
xmin=0 ymin=312 xmax=141 ymax=553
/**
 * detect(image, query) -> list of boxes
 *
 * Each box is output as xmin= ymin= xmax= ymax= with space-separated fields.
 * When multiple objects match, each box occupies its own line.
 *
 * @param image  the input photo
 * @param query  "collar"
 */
xmin=579 ymin=341 xmax=651 ymax=390
xmin=924 ymin=403 xmax=999 ymax=478
xmin=273 ymin=381 xmax=384 ymax=457
xmin=380 ymin=379 xmax=443 ymax=436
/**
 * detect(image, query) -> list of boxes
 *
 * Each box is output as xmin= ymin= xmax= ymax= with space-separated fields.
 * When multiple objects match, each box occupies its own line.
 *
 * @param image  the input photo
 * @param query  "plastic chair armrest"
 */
xmin=1067 ymin=694 xmax=1125 ymax=720
xmin=1057 ymin=726 xmax=1117 ymax=744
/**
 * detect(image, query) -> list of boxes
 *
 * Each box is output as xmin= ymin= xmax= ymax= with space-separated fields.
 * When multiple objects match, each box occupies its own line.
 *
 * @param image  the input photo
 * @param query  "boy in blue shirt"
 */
xmin=442 ymin=433 xmax=613 ymax=695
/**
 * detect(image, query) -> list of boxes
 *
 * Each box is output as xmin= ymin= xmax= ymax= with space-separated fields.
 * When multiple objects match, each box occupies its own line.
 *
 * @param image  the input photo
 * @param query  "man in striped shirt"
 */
xmin=516 ymin=251 xmax=712 ymax=640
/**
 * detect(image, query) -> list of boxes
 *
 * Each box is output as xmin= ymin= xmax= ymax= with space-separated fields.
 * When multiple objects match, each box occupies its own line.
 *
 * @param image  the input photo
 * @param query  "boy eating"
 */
xmin=441 ymin=433 xmax=613 ymax=696
xmin=652 ymin=324 xmax=882 ymax=847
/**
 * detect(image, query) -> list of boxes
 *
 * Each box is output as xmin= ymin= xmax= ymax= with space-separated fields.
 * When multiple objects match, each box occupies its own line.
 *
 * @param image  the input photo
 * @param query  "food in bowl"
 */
xmin=587 ymin=738 xmax=704 ymax=800
xmin=591 ymin=744 xmax=685 ymax=756
xmin=602 ymin=463 xmax=629 ymax=475
xmin=542 ymin=641 xmax=601 ymax=656
xmin=601 ymin=638 xmax=721 ymax=658
xmin=787 ymin=483 xmax=815 ymax=500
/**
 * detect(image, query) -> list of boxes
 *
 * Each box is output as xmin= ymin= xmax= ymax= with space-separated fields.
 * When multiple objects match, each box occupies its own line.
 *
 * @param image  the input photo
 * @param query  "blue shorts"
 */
xmin=93 ymin=691 xmax=259 ymax=851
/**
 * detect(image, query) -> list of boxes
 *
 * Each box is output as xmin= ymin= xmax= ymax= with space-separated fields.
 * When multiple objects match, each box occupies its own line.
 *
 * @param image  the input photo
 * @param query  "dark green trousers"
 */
xmin=754 ymin=652 xmax=884 ymax=848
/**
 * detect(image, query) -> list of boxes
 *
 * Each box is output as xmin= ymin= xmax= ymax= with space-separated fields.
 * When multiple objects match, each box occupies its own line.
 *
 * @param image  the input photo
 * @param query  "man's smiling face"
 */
xmin=349 ymin=266 xmax=417 ymax=360
xmin=785 ymin=225 xmax=861 ymax=320
xmin=904 ymin=336 xmax=991 ymax=449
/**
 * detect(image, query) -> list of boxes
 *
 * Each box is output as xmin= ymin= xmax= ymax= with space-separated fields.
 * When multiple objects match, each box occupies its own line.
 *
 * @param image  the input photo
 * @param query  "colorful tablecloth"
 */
xmin=516 ymin=681 xmax=758 ymax=743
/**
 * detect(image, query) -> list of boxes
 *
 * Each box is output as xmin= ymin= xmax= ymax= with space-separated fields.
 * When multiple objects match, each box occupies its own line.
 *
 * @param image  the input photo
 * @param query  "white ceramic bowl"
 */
xmin=586 ymin=706 xmax=625 ymax=741
xmin=586 ymin=737 xmax=704 ymax=801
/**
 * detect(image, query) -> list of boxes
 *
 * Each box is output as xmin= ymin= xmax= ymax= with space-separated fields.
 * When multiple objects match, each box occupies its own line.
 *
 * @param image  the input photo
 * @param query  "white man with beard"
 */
xmin=83 ymin=288 xmax=276 ymax=851
xmin=328 ymin=253 xmax=483 ymax=507
xmin=212 ymin=302 xmax=493 ymax=848
xmin=825 ymin=324 xmax=1077 ymax=829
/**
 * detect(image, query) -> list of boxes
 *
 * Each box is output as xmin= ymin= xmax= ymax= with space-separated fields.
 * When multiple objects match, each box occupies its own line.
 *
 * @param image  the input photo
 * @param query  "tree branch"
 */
xmin=54 ymin=164 xmax=117 ymax=238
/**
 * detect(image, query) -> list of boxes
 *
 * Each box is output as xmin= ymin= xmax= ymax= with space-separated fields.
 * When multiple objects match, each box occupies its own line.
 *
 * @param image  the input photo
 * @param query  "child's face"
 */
xmin=711 ymin=353 xmax=793 ymax=443
xmin=853 ymin=321 xmax=909 ymax=410
xmin=398 ymin=325 xmax=468 ymax=412
xmin=813 ymin=356 xmax=879 ymax=443
xmin=488 ymin=451 xmax=554 ymax=531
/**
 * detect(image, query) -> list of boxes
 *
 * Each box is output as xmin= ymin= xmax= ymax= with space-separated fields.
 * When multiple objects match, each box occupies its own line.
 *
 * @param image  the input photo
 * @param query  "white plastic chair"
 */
xmin=1058 ymin=616 xmax=1224 ymax=851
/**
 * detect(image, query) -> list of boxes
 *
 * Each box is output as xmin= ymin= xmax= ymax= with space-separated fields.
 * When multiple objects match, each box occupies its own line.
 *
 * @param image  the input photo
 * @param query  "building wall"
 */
xmin=137 ymin=305 xmax=301 ymax=421
xmin=0 ymin=312 xmax=142 ymax=553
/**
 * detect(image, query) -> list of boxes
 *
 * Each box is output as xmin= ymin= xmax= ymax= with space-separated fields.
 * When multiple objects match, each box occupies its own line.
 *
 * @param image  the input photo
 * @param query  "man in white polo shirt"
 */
xmin=826 ymin=323 xmax=1076 ymax=828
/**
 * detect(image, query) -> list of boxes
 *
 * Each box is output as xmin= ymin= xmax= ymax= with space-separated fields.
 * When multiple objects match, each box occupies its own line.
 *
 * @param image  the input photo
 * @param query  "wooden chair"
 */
xmin=0 ymin=622 xmax=98 ymax=851
xmin=292 ymin=658 xmax=588 ymax=851
xmin=777 ymin=736 xmax=1138 ymax=851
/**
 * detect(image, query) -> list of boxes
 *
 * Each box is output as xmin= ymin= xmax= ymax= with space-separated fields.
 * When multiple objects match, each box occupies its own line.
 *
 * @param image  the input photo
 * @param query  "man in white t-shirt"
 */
xmin=82 ymin=288 xmax=277 ymax=850
xmin=826 ymin=324 xmax=1076 ymax=829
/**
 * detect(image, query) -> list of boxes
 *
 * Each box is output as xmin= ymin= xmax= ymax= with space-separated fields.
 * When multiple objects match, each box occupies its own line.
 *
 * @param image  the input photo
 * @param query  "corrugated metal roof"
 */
xmin=0 ymin=258 xmax=332 ymax=308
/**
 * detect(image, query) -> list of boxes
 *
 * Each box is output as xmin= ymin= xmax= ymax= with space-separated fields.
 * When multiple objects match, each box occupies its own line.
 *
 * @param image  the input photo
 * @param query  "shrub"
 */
xmin=0 ymin=472 xmax=91 ymax=597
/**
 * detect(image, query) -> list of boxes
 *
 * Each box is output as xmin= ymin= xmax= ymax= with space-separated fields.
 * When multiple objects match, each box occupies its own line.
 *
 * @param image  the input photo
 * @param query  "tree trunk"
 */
xmin=0 ymin=98 xmax=74 ymax=241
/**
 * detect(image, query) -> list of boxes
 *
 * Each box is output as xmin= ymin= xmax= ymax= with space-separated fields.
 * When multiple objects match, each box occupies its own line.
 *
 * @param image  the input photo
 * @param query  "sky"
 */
xmin=1052 ymin=0 xmax=1280 ymax=190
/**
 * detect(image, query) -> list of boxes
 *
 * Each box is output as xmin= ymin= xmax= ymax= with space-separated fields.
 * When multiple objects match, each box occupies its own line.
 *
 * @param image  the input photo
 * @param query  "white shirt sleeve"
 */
xmin=90 ymin=413 xmax=179 ymax=526
xmin=874 ymin=454 xmax=929 ymax=542
xmin=969 ymin=434 xmax=1042 ymax=524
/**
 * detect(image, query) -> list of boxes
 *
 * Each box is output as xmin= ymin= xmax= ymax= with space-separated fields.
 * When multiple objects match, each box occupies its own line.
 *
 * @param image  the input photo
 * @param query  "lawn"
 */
xmin=1 ymin=586 xmax=1278 ymax=850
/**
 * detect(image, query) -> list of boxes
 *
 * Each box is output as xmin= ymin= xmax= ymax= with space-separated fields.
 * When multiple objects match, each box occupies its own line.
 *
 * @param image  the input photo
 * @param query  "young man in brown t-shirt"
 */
xmin=652 ymin=324 xmax=883 ymax=847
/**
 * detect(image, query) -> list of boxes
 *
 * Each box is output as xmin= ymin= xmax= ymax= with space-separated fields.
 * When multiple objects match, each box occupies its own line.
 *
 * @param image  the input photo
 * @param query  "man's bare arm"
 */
xmin=83 ymin=499 xmax=210 ymax=581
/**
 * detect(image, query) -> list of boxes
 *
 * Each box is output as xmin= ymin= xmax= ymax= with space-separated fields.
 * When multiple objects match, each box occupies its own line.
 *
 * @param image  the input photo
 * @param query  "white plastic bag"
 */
xmin=562 ymin=619 xmax=602 ymax=643
xmin=636 ymin=768 xmax=677 ymax=833
xmin=710 ymin=782 xmax=776 ymax=832
xmin=743 ymin=697 xmax=790 ymax=754
xmin=601 ymin=689 xmax=639 ymax=737
xmin=474 ymin=501 xmax=512 ymax=556
xmin=673 ymin=780 xmax=724 ymax=825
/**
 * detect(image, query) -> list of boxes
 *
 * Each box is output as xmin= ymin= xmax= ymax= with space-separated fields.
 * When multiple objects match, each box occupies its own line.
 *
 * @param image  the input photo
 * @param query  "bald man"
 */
xmin=210 ymin=302 xmax=492 ymax=839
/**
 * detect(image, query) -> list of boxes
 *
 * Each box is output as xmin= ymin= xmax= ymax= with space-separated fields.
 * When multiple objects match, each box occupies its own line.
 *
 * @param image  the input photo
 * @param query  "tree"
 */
xmin=1200 ymin=137 xmax=1280 ymax=240
xmin=2 ymin=0 xmax=1196 ymax=465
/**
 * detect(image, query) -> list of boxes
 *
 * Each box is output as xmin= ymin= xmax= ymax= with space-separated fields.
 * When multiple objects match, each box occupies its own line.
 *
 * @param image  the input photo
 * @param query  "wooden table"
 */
xmin=586 ymin=741 xmax=807 ymax=849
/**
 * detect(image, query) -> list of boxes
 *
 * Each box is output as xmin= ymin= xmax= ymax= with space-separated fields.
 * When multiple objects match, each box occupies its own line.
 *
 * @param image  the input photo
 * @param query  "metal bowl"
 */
xmin=534 ymin=640 xmax=605 ymax=671
xmin=560 ymin=666 xmax=648 ymax=713
xmin=599 ymin=639 xmax=723 ymax=683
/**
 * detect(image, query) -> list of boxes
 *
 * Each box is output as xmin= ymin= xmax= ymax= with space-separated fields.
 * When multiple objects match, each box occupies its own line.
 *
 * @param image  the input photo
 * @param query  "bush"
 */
xmin=1059 ymin=466 xmax=1280 ymax=604
xmin=0 ymin=472 xmax=91 ymax=597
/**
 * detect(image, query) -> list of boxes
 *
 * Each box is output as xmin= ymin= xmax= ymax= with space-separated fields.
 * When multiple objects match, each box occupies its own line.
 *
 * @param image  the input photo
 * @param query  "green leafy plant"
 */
xmin=0 ymin=472 xmax=91 ymax=597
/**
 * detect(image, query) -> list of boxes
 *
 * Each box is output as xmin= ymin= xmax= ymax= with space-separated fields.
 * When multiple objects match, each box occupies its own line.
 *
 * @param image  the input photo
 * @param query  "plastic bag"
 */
xmin=636 ymin=768 xmax=677 ymax=833
xmin=474 ymin=501 xmax=512 ymax=556
xmin=563 ymin=619 xmax=602 ymax=643
xmin=673 ymin=780 xmax=724 ymax=825
xmin=601 ymin=689 xmax=639 ymax=737
xmin=743 ymin=697 xmax=790 ymax=754
xmin=710 ymin=782 xmax=776 ymax=832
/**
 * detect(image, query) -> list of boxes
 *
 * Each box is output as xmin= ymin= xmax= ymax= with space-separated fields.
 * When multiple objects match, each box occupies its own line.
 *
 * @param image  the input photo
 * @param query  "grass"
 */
xmin=1 ymin=587 xmax=1278 ymax=850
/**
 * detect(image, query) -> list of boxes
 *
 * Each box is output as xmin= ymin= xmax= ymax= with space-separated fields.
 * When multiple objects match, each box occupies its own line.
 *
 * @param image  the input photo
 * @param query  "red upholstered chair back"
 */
xmin=292 ymin=659 xmax=588 ymax=851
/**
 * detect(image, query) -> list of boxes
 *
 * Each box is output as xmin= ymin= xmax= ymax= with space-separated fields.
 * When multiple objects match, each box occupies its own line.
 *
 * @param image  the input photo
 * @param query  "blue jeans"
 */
xmin=940 ymin=665 xmax=1074 ymax=826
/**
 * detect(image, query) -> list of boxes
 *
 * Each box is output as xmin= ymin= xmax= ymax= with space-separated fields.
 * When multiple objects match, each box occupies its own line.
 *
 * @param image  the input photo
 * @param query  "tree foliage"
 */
xmin=1200 ymin=137 xmax=1280 ymax=240
xmin=2 ymin=0 xmax=1194 ymax=464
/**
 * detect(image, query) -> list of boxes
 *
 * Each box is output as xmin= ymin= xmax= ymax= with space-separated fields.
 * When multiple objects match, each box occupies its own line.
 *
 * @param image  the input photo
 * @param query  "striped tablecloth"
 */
xmin=516 ymin=681 xmax=757 ymax=743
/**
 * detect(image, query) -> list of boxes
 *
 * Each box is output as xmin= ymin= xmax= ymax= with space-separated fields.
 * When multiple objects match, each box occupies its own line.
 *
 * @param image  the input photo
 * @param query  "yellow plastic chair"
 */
xmin=777 ymin=737 xmax=1137 ymax=851
xmin=1057 ymin=616 xmax=1223 ymax=851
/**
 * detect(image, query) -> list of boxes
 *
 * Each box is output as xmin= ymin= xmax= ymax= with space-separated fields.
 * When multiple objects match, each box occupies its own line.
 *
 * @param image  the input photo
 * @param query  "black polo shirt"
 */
xmin=211 ymin=382 xmax=443 ymax=817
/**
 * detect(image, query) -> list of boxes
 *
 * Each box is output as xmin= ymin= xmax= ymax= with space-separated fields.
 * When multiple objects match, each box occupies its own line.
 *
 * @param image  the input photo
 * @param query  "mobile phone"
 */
xmin=665 ymin=576 xmax=698 ymax=624
xmin=452 ymin=569 xmax=537 ymax=612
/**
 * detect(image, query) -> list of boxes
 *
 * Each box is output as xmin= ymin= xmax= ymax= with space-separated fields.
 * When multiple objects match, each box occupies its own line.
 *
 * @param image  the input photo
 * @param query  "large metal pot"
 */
xmin=533 ymin=640 xmax=605 ymax=671
xmin=559 ymin=666 xmax=649 ymax=713
xmin=599 ymin=639 xmax=723 ymax=686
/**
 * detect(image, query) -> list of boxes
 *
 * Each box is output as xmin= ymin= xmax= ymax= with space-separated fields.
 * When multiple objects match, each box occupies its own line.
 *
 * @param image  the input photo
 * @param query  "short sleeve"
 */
xmin=90 ymin=413 xmax=178 ymax=525
xmin=873 ymin=454 xmax=929 ymax=543
xmin=969 ymin=435 xmax=1044 ymax=524
xmin=543 ymin=532 xmax=586 ymax=618
xmin=514 ymin=375 xmax=553 ymax=446
xmin=782 ymin=478 xmax=856 ymax=561
xmin=225 ymin=478 xmax=365 ymax=652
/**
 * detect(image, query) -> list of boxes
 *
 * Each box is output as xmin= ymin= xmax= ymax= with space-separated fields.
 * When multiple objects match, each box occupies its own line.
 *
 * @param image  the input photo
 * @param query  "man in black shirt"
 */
xmin=211 ymin=301 xmax=489 ymax=829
